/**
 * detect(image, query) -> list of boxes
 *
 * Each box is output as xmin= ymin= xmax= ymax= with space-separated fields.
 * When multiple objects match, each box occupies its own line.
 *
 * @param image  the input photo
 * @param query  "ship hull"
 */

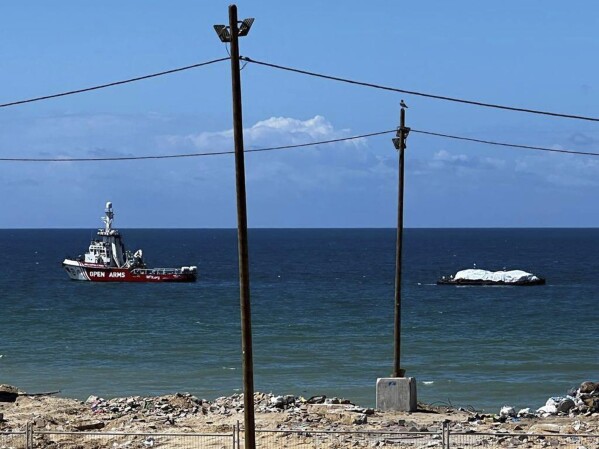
xmin=436 ymin=278 xmax=545 ymax=286
xmin=62 ymin=260 xmax=197 ymax=283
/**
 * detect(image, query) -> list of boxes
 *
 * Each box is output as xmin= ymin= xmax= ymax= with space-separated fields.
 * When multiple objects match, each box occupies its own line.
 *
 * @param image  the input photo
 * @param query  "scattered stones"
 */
xmin=1 ymin=384 xmax=598 ymax=445
xmin=74 ymin=391 xmax=366 ymax=426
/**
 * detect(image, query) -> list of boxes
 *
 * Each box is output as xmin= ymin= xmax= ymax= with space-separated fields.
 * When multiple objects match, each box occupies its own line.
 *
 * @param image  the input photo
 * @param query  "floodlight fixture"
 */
xmin=238 ymin=18 xmax=254 ymax=36
xmin=213 ymin=18 xmax=254 ymax=42
xmin=213 ymin=24 xmax=231 ymax=42
xmin=393 ymin=127 xmax=411 ymax=150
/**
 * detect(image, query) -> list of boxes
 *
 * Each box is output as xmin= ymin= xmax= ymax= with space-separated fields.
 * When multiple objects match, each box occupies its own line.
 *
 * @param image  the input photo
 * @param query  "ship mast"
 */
xmin=102 ymin=202 xmax=114 ymax=233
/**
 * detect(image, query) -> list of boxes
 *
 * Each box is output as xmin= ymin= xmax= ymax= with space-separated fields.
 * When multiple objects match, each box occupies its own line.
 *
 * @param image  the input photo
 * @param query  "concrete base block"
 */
xmin=376 ymin=377 xmax=417 ymax=412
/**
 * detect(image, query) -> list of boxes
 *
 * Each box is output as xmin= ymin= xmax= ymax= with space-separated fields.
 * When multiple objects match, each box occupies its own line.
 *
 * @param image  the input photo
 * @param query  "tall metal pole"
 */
xmin=228 ymin=5 xmax=255 ymax=449
xmin=393 ymin=105 xmax=409 ymax=378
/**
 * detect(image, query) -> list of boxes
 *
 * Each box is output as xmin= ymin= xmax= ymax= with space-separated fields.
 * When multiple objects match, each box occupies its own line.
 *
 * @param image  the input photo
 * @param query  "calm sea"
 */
xmin=0 ymin=228 xmax=597 ymax=412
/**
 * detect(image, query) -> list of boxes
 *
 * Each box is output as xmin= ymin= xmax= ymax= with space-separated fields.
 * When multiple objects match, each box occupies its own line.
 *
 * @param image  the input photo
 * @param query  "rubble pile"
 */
xmin=84 ymin=392 xmax=374 ymax=423
xmin=498 ymin=381 xmax=599 ymax=419
xmin=1 ymin=382 xmax=598 ymax=441
xmin=537 ymin=381 xmax=599 ymax=417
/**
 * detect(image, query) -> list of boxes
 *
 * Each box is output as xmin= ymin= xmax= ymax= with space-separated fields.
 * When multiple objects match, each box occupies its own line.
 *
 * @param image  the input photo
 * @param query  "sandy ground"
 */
xmin=1 ymin=391 xmax=597 ymax=438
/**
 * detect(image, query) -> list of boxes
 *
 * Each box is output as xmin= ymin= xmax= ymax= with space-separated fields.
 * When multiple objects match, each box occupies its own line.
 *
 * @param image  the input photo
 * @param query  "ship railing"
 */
xmin=131 ymin=267 xmax=194 ymax=275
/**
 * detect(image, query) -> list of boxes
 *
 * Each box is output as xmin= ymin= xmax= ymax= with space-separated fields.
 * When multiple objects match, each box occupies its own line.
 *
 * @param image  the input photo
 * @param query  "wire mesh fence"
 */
xmin=252 ymin=429 xmax=443 ymax=449
xmin=33 ymin=430 xmax=235 ymax=449
xmin=0 ymin=425 xmax=598 ymax=449
xmin=247 ymin=428 xmax=599 ymax=449
xmin=0 ymin=431 xmax=26 ymax=449
xmin=450 ymin=431 xmax=599 ymax=449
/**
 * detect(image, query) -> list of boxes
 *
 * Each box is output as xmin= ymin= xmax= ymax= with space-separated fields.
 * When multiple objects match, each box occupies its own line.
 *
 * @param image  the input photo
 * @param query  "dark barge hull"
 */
xmin=437 ymin=278 xmax=546 ymax=286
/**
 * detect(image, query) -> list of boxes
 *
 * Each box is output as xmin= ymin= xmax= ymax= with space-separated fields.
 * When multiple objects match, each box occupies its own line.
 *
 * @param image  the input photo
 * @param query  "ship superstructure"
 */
xmin=62 ymin=202 xmax=197 ymax=282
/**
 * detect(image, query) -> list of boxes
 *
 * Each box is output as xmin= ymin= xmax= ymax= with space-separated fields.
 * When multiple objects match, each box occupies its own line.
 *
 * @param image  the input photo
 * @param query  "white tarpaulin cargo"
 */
xmin=453 ymin=269 xmax=540 ymax=284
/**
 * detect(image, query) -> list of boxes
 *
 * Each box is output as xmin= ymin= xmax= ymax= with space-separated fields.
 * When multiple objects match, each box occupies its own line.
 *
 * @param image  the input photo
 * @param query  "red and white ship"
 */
xmin=62 ymin=202 xmax=197 ymax=282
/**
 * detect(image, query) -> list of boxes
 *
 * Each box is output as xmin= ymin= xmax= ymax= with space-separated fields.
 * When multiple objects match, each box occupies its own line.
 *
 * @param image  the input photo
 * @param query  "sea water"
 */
xmin=0 ymin=228 xmax=597 ymax=411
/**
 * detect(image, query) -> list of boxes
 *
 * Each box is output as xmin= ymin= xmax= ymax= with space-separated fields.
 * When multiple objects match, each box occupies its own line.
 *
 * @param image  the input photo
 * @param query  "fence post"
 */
xmin=26 ymin=422 xmax=33 ymax=449
xmin=236 ymin=420 xmax=241 ymax=449
xmin=442 ymin=420 xmax=450 ymax=449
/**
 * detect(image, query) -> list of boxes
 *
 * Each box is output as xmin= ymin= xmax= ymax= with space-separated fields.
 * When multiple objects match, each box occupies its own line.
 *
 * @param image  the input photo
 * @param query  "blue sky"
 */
xmin=1 ymin=1 xmax=599 ymax=228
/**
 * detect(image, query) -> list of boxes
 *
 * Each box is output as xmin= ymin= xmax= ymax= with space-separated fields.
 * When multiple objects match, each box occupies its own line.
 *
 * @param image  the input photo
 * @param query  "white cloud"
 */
xmin=167 ymin=115 xmax=359 ymax=151
xmin=415 ymin=149 xmax=507 ymax=175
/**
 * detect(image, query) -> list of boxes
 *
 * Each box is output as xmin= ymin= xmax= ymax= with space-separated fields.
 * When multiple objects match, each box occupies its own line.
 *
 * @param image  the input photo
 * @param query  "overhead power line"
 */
xmin=0 ymin=57 xmax=230 ymax=108
xmin=1 ymin=127 xmax=599 ymax=163
xmin=240 ymin=56 xmax=599 ymax=123
xmin=0 ymin=130 xmax=394 ymax=162
xmin=411 ymin=129 xmax=599 ymax=157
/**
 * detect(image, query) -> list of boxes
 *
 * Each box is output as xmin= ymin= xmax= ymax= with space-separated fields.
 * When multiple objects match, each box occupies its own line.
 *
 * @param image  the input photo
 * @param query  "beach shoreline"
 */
xmin=1 ymin=387 xmax=597 ymax=438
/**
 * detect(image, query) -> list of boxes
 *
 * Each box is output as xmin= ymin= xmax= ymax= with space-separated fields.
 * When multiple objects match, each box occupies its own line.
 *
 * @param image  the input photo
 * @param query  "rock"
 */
xmin=353 ymin=414 xmax=367 ymax=425
xmin=557 ymin=398 xmax=575 ymax=414
xmin=33 ymin=417 xmax=47 ymax=428
xmin=85 ymin=395 xmax=99 ymax=404
xmin=499 ymin=406 xmax=516 ymax=417
xmin=73 ymin=420 xmax=105 ymax=431
xmin=271 ymin=396 xmax=285 ymax=408
xmin=517 ymin=408 xmax=533 ymax=418
xmin=536 ymin=404 xmax=557 ymax=416
xmin=337 ymin=411 xmax=368 ymax=425
xmin=579 ymin=382 xmax=597 ymax=394
xmin=582 ymin=397 xmax=599 ymax=411
xmin=530 ymin=423 xmax=561 ymax=433
xmin=0 ymin=385 xmax=19 ymax=403
xmin=546 ymin=397 xmax=562 ymax=407
xmin=306 ymin=395 xmax=326 ymax=404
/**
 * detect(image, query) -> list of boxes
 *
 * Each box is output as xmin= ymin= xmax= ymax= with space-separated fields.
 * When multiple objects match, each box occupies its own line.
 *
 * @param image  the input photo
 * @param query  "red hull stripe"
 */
xmin=83 ymin=267 xmax=196 ymax=283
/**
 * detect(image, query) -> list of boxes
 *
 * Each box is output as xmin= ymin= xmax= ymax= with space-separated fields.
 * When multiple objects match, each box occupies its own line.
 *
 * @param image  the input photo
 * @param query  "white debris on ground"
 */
xmin=498 ymin=381 xmax=599 ymax=420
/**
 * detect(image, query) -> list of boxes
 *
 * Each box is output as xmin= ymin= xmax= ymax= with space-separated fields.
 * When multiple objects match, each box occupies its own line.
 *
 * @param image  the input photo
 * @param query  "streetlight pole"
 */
xmin=214 ymin=5 xmax=255 ymax=449
xmin=375 ymin=102 xmax=416 ymax=412
xmin=392 ymin=102 xmax=410 ymax=378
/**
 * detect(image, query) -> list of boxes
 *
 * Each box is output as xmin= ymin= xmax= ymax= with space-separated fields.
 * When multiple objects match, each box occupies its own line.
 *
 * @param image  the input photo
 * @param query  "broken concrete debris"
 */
xmin=499 ymin=380 xmax=599 ymax=419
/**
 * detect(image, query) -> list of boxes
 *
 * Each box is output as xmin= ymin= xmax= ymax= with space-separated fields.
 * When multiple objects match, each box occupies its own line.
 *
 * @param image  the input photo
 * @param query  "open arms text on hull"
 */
xmin=62 ymin=202 xmax=197 ymax=282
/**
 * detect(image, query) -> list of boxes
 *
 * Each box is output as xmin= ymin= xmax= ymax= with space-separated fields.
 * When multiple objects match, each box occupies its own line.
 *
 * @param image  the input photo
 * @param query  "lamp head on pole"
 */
xmin=213 ymin=25 xmax=231 ymax=42
xmin=213 ymin=18 xmax=255 ymax=42
xmin=238 ymin=18 xmax=254 ymax=36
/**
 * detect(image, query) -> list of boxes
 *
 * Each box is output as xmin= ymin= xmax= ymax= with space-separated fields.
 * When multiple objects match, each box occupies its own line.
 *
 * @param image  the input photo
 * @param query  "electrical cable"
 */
xmin=0 ymin=129 xmax=395 ymax=162
xmin=240 ymin=56 xmax=599 ymax=123
xmin=411 ymin=129 xmax=599 ymax=156
xmin=1 ymin=127 xmax=598 ymax=163
xmin=0 ymin=57 xmax=230 ymax=108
